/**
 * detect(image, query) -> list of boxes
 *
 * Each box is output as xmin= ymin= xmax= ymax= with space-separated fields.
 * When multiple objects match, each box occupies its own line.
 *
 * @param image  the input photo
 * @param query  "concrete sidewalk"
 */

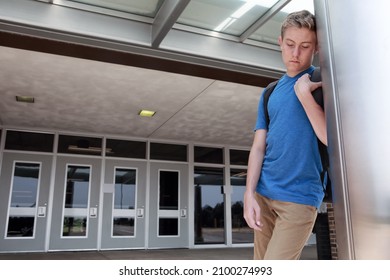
xmin=0 ymin=245 xmax=318 ymax=260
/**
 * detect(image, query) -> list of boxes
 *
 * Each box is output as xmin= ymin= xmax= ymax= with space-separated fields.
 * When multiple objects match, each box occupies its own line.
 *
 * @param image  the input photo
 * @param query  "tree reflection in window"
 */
xmin=231 ymin=169 xmax=253 ymax=244
xmin=194 ymin=167 xmax=225 ymax=244
xmin=65 ymin=165 xmax=90 ymax=208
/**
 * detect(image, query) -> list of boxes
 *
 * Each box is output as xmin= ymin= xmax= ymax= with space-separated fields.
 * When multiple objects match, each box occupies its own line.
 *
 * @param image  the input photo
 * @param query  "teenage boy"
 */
xmin=244 ymin=10 xmax=326 ymax=260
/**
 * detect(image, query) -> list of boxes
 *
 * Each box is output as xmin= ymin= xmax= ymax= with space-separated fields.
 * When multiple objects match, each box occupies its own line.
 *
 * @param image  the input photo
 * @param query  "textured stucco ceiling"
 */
xmin=0 ymin=46 xmax=262 ymax=148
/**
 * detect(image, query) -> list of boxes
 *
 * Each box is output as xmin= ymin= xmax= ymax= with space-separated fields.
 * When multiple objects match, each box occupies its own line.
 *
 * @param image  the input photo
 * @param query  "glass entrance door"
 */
xmin=0 ymin=152 xmax=53 ymax=252
xmin=100 ymin=159 xmax=146 ymax=249
xmin=49 ymin=156 xmax=101 ymax=251
xmin=194 ymin=167 xmax=226 ymax=245
xmin=148 ymin=162 xmax=189 ymax=248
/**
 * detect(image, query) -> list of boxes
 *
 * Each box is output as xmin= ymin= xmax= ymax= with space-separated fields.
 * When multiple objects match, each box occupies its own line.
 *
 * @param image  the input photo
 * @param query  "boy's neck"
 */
xmin=286 ymin=65 xmax=313 ymax=78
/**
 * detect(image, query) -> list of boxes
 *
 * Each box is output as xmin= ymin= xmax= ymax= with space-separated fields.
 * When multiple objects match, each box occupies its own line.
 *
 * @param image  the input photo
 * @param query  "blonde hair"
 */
xmin=281 ymin=10 xmax=316 ymax=38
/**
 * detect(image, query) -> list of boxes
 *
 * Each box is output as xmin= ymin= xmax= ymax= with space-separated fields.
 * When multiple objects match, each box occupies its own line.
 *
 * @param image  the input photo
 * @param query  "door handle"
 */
xmin=137 ymin=208 xmax=144 ymax=218
xmin=89 ymin=207 xmax=98 ymax=218
xmin=180 ymin=209 xmax=187 ymax=218
xmin=38 ymin=206 xmax=46 ymax=218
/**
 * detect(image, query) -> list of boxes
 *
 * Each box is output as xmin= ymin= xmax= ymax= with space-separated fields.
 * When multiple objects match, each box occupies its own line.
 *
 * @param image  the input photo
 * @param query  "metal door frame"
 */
xmin=148 ymin=161 xmax=189 ymax=249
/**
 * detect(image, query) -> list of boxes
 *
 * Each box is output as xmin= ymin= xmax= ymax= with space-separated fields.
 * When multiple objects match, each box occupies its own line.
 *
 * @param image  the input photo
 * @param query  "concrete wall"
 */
xmin=315 ymin=0 xmax=390 ymax=259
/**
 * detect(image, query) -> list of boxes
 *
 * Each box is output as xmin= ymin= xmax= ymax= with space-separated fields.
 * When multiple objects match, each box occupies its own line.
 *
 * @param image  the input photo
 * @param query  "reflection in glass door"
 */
xmin=230 ymin=169 xmax=253 ymax=244
xmin=158 ymin=170 xmax=179 ymax=236
xmin=112 ymin=168 xmax=136 ymax=237
xmin=62 ymin=165 xmax=91 ymax=237
xmin=194 ymin=167 xmax=225 ymax=244
xmin=7 ymin=162 xmax=41 ymax=238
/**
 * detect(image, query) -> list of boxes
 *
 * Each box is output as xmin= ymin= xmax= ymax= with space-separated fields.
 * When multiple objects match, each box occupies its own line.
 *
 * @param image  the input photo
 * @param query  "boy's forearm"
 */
xmin=246 ymin=138 xmax=266 ymax=194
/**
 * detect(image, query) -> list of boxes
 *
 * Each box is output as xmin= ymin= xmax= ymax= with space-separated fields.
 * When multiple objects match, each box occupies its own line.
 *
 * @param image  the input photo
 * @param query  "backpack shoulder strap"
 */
xmin=311 ymin=67 xmax=321 ymax=82
xmin=311 ymin=67 xmax=323 ymax=108
xmin=310 ymin=68 xmax=332 ymax=200
xmin=263 ymin=80 xmax=278 ymax=129
xmin=264 ymin=67 xmax=322 ymax=128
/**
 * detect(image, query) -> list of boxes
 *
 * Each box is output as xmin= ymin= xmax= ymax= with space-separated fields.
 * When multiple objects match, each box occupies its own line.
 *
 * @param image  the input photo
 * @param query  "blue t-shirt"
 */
xmin=254 ymin=66 xmax=324 ymax=208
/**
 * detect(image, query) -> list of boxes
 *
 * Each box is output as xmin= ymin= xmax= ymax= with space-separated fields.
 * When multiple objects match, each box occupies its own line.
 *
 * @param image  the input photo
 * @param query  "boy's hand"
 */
xmin=243 ymin=191 xmax=263 ymax=231
xmin=294 ymin=73 xmax=322 ymax=103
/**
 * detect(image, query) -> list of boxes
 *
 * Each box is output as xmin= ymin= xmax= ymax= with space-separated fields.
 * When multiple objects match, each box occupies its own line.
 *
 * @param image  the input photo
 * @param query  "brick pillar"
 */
xmin=326 ymin=203 xmax=338 ymax=260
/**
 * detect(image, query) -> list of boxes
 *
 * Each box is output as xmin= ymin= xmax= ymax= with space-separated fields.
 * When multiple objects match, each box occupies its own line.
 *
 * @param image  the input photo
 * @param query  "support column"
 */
xmin=315 ymin=0 xmax=390 ymax=259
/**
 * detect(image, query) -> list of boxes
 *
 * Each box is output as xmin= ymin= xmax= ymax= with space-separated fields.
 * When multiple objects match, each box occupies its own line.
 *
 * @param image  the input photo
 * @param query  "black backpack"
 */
xmin=262 ymin=67 xmax=332 ymax=203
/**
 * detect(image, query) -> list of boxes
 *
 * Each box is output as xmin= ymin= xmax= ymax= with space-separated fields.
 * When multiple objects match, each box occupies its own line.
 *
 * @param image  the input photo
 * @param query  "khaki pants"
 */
xmin=253 ymin=193 xmax=317 ymax=260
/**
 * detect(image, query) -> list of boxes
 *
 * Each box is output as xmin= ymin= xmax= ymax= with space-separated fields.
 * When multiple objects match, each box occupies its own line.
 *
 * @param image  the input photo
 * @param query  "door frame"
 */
xmin=100 ymin=159 xmax=147 ymax=250
xmin=148 ymin=161 xmax=189 ymax=249
xmin=48 ymin=156 xmax=101 ymax=251
xmin=0 ymin=152 xmax=53 ymax=252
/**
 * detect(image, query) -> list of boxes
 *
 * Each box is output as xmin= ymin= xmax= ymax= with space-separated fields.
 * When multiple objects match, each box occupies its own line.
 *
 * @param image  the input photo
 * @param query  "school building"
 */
xmin=0 ymin=0 xmax=388 ymax=260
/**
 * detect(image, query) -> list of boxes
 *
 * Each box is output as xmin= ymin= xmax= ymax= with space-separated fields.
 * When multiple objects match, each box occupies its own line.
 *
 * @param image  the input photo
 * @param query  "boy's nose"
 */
xmin=293 ymin=46 xmax=300 ymax=57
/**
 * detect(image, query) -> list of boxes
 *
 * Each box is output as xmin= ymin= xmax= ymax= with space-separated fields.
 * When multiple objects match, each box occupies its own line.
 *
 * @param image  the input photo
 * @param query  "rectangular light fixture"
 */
xmin=16 ymin=96 xmax=35 ymax=103
xmin=138 ymin=110 xmax=156 ymax=117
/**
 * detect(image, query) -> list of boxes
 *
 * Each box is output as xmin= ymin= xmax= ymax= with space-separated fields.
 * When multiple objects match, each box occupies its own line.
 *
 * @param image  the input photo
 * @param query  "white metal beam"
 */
xmin=239 ymin=0 xmax=292 ymax=42
xmin=0 ymin=0 xmax=284 ymax=79
xmin=152 ymin=0 xmax=191 ymax=48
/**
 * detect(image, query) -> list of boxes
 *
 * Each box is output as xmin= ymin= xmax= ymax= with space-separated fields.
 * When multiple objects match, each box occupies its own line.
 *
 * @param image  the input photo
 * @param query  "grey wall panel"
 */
xmin=315 ymin=0 xmax=390 ymax=259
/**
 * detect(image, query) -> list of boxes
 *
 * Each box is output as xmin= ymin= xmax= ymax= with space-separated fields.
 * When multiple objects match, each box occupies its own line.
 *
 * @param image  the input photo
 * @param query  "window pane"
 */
xmin=114 ymin=168 xmax=136 ymax=210
xmin=10 ymin=162 xmax=40 ymax=208
xmin=58 ymin=135 xmax=102 ymax=156
xmin=229 ymin=149 xmax=249 ymax=166
xmin=178 ymin=0 xmax=278 ymax=36
xmin=159 ymin=218 xmax=178 ymax=236
xmin=194 ymin=146 xmax=224 ymax=164
xmin=194 ymin=167 xmax=225 ymax=244
xmin=65 ymin=166 xmax=90 ymax=208
xmin=159 ymin=171 xmax=179 ymax=210
xmin=113 ymin=217 xmax=135 ymax=236
xmin=106 ymin=139 xmax=146 ymax=159
xmin=5 ymin=130 xmax=54 ymax=152
xmin=67 ymin=0 xmax=164 ymax=17
xmin=7 ymin=217 xmax=35 ymax=237
xmin=231 ymin=169 xmax=253 ymax=244
xmin=150 ymin=143 xmax=187 ymax=162
xmin=249 ymin=0 xmax=315 ymax=44
xmin=63 ymin=217 xmax=87 ymax=236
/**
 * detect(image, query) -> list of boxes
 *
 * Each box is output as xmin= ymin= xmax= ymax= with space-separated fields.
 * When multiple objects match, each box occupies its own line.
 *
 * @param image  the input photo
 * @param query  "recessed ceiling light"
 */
xmin=16 ymin=96 xmax=35 ymax=103
xmin=138 ymin=110 xmax=156 ymax=117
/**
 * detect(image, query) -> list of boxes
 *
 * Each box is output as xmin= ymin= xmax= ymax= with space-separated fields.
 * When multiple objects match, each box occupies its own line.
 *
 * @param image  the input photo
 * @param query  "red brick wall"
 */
xmin=326 ymin=203 xmax=338 ymax=259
